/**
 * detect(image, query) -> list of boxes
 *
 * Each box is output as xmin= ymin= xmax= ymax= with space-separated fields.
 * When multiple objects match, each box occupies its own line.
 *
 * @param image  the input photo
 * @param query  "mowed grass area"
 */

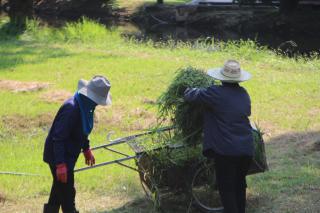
xmin=0 ymin=17 xmax=319 ymax=212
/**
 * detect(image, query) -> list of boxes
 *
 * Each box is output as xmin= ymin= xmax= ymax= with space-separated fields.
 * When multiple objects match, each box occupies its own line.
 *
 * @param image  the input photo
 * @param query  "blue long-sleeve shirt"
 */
xmin=43 ymin=97 xmax=90 ymax=169
xmin=184 ymin=83 xmax=254 ymax=156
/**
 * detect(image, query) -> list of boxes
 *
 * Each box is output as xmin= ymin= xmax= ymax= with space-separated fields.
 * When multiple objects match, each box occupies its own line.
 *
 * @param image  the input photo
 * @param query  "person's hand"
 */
xmin=83 ymin=149 xmax=95 ymax=166
xmin=56 ymin=163 xmax=67 ymax=183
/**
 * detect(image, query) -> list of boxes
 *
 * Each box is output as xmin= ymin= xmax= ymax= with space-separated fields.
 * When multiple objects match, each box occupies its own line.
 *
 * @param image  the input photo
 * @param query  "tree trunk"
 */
xmin=280 ymin=0 xmax=299 ymax=13
xmin=157 ymin=0 xmax=164 ymax=4
xmin=8 ymin=0 xmax=33 ymax=27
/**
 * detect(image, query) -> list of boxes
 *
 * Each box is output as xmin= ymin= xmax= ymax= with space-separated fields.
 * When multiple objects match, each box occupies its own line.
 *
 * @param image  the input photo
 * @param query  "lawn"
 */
xmin=0 ymin=14 xmax=319 ymax=213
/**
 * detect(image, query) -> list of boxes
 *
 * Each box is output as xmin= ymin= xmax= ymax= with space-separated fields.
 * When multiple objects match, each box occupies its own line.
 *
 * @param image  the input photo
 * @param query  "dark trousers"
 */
xmin=48 ymin=165 xmax=76 ymax=212
xmin=213 ymin=153 xmax=252 ymax=213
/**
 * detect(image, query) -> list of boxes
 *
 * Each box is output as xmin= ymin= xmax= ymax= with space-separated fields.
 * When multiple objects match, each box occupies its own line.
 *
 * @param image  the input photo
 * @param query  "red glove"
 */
xmin=56 ymin=163 xmax=67 ymax=183
xmin=83 ymin=149 xmax=95 ymax=166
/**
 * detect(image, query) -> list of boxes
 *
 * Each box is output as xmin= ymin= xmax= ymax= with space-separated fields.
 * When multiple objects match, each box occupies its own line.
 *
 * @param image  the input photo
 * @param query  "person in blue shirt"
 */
xmin=184 ymin=60 xmax=253 ymax=213
xmin=43 ymin=76 xmax=111 ymax=213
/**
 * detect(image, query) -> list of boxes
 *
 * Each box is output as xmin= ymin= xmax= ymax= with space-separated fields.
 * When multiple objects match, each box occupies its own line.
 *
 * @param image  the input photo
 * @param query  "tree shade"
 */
xmin=8 ymin=0 xmax=33 ymax=28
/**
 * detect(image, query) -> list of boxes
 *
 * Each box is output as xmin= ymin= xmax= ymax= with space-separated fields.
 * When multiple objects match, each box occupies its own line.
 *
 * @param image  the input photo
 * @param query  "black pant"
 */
xmin=212 ymin=153 xmax=252 ymax=213
xmin=48 ymin=165 xmax=76 ymax=212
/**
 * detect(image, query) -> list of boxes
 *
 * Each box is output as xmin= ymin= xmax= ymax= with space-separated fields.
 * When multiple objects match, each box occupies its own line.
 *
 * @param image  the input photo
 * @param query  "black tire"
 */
xmin=190 ymin=161 xmax=224 ymax=212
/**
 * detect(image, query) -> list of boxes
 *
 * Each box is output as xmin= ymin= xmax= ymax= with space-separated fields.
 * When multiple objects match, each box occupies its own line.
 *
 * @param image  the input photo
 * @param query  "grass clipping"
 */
xmin=157 ymin=66 xmax=215 ymax=145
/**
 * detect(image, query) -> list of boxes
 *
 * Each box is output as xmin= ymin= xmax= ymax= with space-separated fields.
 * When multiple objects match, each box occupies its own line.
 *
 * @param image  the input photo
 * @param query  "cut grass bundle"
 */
xmin=154 ymin=67 xmax=268 ymax=174
xmin=157 ymin=66 xmax=215 ymax=145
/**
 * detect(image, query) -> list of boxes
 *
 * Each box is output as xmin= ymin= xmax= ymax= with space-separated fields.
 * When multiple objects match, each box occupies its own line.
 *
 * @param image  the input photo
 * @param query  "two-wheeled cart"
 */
xmin=75 ymin=126 xmax=267 ymax=212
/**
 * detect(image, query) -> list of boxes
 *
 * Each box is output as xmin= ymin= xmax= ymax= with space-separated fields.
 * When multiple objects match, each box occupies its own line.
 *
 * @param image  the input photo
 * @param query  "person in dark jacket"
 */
xmin=43 ymin=76 xmax=111 ymax=213
xmin=184 ymin=60 xmax=253 ymax=213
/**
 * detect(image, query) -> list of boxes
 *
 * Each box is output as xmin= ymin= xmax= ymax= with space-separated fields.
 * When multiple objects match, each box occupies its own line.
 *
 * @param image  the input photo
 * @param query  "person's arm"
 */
xmin=82 ymin=137 xmax=95 ymax=166
xmin=51 ymin=103 xmax=76 ymax=165
xmin=184 ymin=86 xmax=219 ymax=106
xmin=82 ymin=136 xmax=90 ymax=152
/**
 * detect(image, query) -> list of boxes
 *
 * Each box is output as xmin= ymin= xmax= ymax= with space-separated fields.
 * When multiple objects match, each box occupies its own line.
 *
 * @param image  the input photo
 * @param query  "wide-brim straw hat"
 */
xmin=207 ymin=60 xmax=251 ymax=83
xmin=77 ymin=75 xmax=112 ymax=106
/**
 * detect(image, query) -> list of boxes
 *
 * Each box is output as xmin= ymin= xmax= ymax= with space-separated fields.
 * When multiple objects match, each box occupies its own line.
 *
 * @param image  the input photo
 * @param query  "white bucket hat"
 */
xmin=77 ymin=75 xmax=112 ymax=106
xmin=207 ymin=60 xmax=251 ymax=83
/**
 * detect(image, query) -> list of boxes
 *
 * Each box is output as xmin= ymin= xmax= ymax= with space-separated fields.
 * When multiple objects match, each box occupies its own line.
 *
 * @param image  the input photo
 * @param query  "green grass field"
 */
xmin=0 ymin=12 xmax=319 ymax=213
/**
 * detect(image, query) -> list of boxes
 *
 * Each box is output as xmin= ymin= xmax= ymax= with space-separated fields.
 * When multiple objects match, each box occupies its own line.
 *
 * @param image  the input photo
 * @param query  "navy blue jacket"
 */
xmin=184 ymin=83 xmax=253 ymax=156
xmin=43 ymin=96 xmax=90 ymax=169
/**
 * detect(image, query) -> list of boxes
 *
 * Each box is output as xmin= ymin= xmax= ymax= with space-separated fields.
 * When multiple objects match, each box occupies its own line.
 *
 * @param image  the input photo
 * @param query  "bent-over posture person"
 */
xmin=43 ymin=76 xmax=111 ymax=213
xmin=184 ymin=60 xmax=253 ymax=213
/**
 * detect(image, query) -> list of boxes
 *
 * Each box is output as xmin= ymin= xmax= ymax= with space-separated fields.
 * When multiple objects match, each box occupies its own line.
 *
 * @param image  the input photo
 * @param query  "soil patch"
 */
xmin=129 ymin=108 xmax=157 ymax=131
xmin=293 ymin=131 xmax=320 ymax=153
xmin=1 ymin=113 xmax=53 ymax=132
xmin=247 ymin=192 xmax=268 ymax=210
xmin=257 ymin=120 xmax=282 ymax=138
xmin=311 ymin=139 xmax=320 ymax=152
xmin=40 ymin=90 xmax=72 ymax=103
xmin=0 ymin=193 xmax=5 ymax=204
xmin=141 ymin=97 xmax=157 ymax=105
xmin=0 ymin=80 xmax=50 ymax=93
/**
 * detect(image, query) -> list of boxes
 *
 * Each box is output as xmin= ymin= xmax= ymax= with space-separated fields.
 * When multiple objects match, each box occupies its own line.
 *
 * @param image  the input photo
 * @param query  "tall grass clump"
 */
xmin=157 ymin=66 xmax=215 ymax=145
xmin=61 ymin=17 xmax=114 ymax=43
xmin=1 ymin=17 xmax=121 ymax=45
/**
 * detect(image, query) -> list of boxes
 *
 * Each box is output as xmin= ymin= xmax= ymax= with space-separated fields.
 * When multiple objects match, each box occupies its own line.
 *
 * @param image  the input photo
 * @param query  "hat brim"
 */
xmin=77 ymin=79 xmax=112 ymax=106
xmin=207 ymin=68 xmax=251 ymax=83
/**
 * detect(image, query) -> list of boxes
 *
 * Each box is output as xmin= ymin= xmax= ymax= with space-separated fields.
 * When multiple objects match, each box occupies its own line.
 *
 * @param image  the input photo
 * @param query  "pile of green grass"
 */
xmin=157 ymin=67 xmax=215 ymax=145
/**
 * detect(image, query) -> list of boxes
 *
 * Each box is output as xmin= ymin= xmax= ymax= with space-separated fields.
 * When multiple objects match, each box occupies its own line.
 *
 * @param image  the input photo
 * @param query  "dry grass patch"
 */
xmin=129 ymin=107 xmax=157 ymax=131
xmin=0 ymin=80 xmax=50 ymax=93
xmin=40 ymin=90 xmax=72 ymax=103
xmin=256 ymin=120 xmax=282 ymax=138
xmin=141 ymin=98 xmax=157 ymax=105
xmin=0 ymin=193 xmax=5 ymax=204
xmin=1 ymin=113 xmax=54 ymax=132
xmin=291 ymin=131 xmax=320 ymax=153
xmin=95 ymin=106 xmax=157 ymax=131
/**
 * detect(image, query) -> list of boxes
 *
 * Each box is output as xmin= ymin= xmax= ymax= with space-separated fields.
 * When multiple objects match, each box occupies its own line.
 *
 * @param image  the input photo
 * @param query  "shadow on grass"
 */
xmin=0 ymin=44 xmax=73 ymax=71
xmin=246 ymin=130 xmax=320 ymax=213
xmin=96 ymin=130 xmax=320 ymax=213
xmin=99 ymin=197 xmax=154 ymax=213
xmin=0 ymin=22 xmax=26 ymax=40
xmin=98 ymin=195 xmax=197 ymax=213
xmin=0 ymin=19 xmax=74 ymax=71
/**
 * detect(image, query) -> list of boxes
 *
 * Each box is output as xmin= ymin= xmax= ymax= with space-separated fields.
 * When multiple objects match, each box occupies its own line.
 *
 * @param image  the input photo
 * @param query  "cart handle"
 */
xmin=90 ymin=126 xmax=174 ymax=151
xmin=74 ymin=156 xmax=137 ymax=173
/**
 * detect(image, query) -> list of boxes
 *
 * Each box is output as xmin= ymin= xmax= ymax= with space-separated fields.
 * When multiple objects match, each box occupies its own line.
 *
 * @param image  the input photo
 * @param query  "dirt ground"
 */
xmin=0 ymin=80 xmax=50 ymax=93
xmin=40 ymin=90 xmax=72 ymax=103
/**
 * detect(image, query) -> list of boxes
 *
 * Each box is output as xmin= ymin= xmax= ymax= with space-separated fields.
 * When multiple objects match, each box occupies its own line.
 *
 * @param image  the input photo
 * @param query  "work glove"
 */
xmin=56 ymin=163 xmax=67 ymax=183
xmin=83 ymin=149 xmax=95 ymax=166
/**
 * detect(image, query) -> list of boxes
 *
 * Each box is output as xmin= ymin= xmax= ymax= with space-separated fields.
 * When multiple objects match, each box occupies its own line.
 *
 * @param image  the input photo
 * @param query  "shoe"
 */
xmin=43 ymin=204 xmax=60 ymax=213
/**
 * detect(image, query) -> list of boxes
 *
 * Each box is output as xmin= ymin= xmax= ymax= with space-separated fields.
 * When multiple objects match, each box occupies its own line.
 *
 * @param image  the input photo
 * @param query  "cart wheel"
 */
xmin=137 ymin=153 xmax=161 ymax=208
xmin=190 ymin=161 xmax=223 ymax=212
xmin=140 ymin=173 xmax=153 ymax=200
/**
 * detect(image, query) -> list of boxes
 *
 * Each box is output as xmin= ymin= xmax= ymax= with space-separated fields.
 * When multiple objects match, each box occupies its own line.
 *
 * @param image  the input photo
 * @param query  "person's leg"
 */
xmin=214 ymin=154 xmax=239 ymax=213
xmin=48 ymin=166 xmax=61 ymax=206
xmin=235 ymin=156 xmax=252 ymax=213
xmin=43 ymin=165 xmax=60 ymax=213
xmin=60 ymin=169 xmax=77 ymax=213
